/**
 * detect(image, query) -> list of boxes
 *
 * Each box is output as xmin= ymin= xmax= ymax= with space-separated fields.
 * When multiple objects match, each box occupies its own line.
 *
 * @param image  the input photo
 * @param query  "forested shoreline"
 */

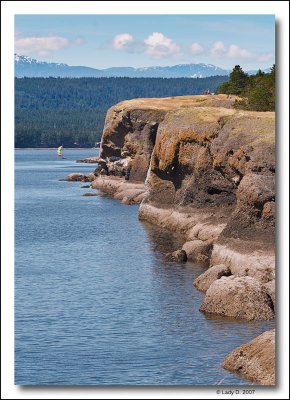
xmin=15 ymin=76 xmax=228 ymax=148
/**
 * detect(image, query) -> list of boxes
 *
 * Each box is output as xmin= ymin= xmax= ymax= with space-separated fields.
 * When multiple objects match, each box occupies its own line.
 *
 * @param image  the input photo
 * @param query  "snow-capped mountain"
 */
xmin=14 ymin=54 xmax=229 ymax=78
xmin=15 ymin=54 xmax=100 ymax=78
xmin=247 ymin=68 xmax=272 ymax=75
xmin=15 ymin=54 xmax=271 ymax=79
xmin=101 ymin=63 xmax=229 ymax=78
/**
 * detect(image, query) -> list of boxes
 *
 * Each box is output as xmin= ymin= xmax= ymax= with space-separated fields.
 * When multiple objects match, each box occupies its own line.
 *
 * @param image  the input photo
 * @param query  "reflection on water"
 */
xmin=141 ymin=222 xmax=186 ymax=254
xmin=15 ymin=150 xmax=275 ymax=385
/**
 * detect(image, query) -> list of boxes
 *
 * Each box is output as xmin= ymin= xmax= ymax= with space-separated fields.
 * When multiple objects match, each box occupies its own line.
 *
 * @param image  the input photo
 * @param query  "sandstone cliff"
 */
xmin=93 ymin=96 xmax=275 ymax=296
xmin=99 ymin=95 xmax=236 ymax=181
xmin=69 ymin=94 xmax=276 ymax=383
xmin=97 ymin=95 xmax=274 ymax=245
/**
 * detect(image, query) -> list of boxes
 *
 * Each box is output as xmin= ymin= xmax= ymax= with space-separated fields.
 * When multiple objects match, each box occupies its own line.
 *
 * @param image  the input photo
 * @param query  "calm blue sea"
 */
xmin=15 ymin=150 xmax=274 ymax=385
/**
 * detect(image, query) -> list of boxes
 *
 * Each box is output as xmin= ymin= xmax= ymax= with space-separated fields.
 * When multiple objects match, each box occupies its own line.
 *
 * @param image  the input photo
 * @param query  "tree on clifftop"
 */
xmin=216 ymin=65 xmax=248 ymax=95
xmin=245 ymin=64 xmax=275 ymax=111
xmin=228 ymin=65 xmax=248 ymax=94
xmin=217 ymin=64 xmax=275 ymax=111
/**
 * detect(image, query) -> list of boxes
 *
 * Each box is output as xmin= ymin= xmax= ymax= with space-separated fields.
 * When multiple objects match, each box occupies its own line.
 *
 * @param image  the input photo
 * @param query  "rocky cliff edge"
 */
xmin=71 ymin=94 xmax=275 ymax=383
xmin=92 ymin=94 xmax=275 ymax=319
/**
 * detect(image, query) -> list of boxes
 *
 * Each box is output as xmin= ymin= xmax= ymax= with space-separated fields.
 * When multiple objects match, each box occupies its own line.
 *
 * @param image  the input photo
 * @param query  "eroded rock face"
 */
xmin=144 ymin=108 xmax=275 ymax=242
xmin=200 ymin=276 xmax=274 ymax=320
xmin=92 ymin=95 xmax=275 ymax=322
xmin=97 ymin=95 xmax=244 ymax=186
xmin=222 ymin=329 xmax=275 ymax=385
xmin=99 ymin=103 xmax=168 ymax=181
xmin=97 ymin=96 xmax=275 ymax=245
xmin=221 ymin=173 xmax=275 ymax=242
xmin=146 ymin=106 xmax=237 ymax=208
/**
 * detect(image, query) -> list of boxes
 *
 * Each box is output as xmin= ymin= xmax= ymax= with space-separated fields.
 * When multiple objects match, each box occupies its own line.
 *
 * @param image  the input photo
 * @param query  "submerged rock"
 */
xmin=222 ymin=329 xmax=275 ymax=385
xmin=76 ymin=157 xmax=100 ymax=163
xmin=66 ymin=173 xmax=87 ymax=182
xmin=166 ymin=249 xmax=188 ymax=263
xmin=182 ymin=240 xmax=212 ymax=263
xmin=66 ymin=172 xmax=95 ymax=182
xmin=86 ymin=172 xmax=96 ymax=182
xmin=200 ymin=276 xmax=274 ymax=320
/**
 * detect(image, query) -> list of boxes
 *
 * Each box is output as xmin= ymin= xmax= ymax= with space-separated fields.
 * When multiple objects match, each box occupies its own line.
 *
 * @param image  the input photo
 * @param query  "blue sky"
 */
xmin=15 ymin=14 xmax=275 ymax=70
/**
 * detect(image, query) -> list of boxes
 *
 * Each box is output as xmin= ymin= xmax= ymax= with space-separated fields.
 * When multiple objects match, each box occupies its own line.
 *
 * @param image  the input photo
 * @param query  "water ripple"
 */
xmin=15 ymin=150 xmax=275 ymax=385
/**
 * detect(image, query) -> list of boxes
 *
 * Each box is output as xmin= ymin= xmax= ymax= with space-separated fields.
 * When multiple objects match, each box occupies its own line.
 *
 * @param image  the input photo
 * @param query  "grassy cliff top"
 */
xmin=105 ymin=94 xmax=275 ymax=150
xmin=111 ymin=95 xmax=274 ymax=138
xmin=111 ymin=94 xmax=239 ymax=112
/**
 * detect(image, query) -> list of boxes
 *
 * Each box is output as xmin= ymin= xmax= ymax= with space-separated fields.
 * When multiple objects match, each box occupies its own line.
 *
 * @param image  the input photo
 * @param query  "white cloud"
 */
xmin=190 ymin=42 xmax=204 ymax=55
xmin=15 ymin=34 xmax=70 ymax=57
xmin=210 ymin=41 xmax=227 ymax=57
xmin=110 ymin=33 xmax=273 ymax=64
xmin=210 ymin=41 xmax=273 ymax=63
xmin=113 ymin=33 xmax=134 ymax=50
xmin=227 ymin=44 xmax=253 ymax=59
xmin=112 ymin=33 xmax=145 ymax=53
xmin=144 ymin=32 xmax=180 ymax=58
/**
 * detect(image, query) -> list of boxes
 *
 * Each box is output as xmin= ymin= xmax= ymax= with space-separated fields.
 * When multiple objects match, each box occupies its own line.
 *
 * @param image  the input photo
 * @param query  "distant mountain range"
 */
xmin=14 ymin=54 xmax=270 ymax=79
xmin=15 ymin=54 xmax=230 ymax=78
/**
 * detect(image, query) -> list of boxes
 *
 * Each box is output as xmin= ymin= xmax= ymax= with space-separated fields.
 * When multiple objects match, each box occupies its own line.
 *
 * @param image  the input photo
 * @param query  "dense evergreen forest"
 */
xmin=15 ymin=76 xmax=228 ymax=147
xmin=216 ymin=65 xmax=275 ymax=111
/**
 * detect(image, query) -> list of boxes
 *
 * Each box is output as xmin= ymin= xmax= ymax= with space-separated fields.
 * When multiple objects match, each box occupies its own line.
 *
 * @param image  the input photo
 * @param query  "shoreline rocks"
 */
xmin=66 ymin=172 xmax=94 ymax=182
xmin=81 ymin=193 xmax=99 ymax=196
xmin=182 ymin=239 xmax=213 ymax=263
xmin=210 ymin=243 xmax=275 ymax=283
xmin=193 ymin=264 xmax=231 ymax=292
xmin=91 ymin=176 xmax=146 ymax=205
xmin=76 ymin=156 xmax=100 ymax=163
xmin=166 ymin=249 xmax=187 ymax=263
xmin=199 ymin=276 xmax=274 ymax=320
xmin=222 ymin=329 xmax=275 ymax=385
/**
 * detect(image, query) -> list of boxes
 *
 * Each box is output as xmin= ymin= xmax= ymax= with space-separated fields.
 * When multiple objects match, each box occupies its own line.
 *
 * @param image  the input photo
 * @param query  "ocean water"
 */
xmin=15 ymin=150 xmax=275 ymax=385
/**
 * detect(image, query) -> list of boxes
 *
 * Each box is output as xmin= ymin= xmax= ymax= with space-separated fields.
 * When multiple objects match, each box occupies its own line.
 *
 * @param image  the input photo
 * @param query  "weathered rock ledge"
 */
xmin=91 ymin=176 xmax=146 ymax=205
xmin=76 ymin=157 xmax=100 ymax=163
xmin=66 ymin=172 xmax=96 ymax=182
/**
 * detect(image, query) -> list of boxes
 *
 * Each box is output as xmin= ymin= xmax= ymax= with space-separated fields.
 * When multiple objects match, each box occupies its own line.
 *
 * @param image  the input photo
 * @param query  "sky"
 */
xmin=14 ymin=14 xmax=275 ymax=71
